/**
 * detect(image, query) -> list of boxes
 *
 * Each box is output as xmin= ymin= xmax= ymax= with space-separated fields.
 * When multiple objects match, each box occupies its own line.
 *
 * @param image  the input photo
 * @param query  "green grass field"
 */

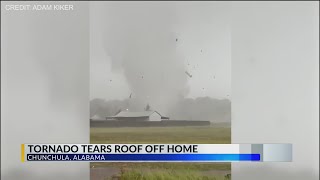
xmin=90 ymin=126 xmax=231 ymax=180
xmin=118 ymin=169 xmax=229 ymax=180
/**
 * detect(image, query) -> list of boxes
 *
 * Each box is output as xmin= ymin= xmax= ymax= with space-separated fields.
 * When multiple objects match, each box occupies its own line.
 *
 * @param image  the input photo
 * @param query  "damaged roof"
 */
xmin=113 ymin=110 xmax=165 ymax=118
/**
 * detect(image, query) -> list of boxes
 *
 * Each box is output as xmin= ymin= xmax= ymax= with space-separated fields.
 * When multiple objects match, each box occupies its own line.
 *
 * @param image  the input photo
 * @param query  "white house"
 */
xmin=111 ymin=110 xmax=168 ymax=121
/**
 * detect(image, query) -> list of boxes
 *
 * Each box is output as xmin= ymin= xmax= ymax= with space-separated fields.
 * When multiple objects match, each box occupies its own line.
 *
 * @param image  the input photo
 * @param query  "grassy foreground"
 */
xmin=91 ymin=126 xmax=230 ymax=144
xmin=116 ymin=169 xmax=229 ymax=180
xmin=90 ymin=126 xmax=231 ymax=179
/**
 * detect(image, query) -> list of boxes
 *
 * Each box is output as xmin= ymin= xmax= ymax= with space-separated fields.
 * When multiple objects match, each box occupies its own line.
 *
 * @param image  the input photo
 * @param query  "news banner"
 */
xmin=21 ymin=144 xmax=292 ymax=162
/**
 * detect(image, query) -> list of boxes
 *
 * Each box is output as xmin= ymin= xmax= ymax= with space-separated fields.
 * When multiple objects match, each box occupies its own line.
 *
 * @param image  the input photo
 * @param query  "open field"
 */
xmin=90 ymin=126 xmax=231 ymax=180
xmin=91 ymin=126 xmax=231 ymax=144
xmin=117 ymin=169 xmax=229 ymax=180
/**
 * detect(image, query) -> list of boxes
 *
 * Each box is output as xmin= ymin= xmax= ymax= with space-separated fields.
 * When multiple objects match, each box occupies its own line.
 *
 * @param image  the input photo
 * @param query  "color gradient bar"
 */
xmin=21 ymin=144 xmax=25 ymax=162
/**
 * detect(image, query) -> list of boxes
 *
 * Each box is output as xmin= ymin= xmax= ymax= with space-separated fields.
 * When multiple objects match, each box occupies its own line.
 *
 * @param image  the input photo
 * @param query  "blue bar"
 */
xmin=26 ymin=154 xmax=260 ymax=162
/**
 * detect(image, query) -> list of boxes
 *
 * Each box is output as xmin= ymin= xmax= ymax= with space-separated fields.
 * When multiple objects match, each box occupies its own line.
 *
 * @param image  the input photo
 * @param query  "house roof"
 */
xmin=90 ymin=115 xmax=105 ymax=121
xmin=113 ymin=110 xmax=163 ymax=118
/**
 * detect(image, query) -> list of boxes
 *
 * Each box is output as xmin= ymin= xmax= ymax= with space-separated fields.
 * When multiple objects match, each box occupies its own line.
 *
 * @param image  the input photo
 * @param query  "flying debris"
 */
xmin=176 ymin=38 xmax=178 ymax=42
xmin=115 ymin=109 xmax=122 ymax=116
xmin=145 ymin=103 xmax=151 ymax=111
xmin=185 ymin=71 xmax=192 ymax=78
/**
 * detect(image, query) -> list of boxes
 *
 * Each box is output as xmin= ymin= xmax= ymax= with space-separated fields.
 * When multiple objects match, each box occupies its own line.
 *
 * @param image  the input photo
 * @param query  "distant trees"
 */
xmin=90 ymin=98 xmax=106 ymax=118
xmin=90 ymin=98 xmax=146 ymax=118
xmin=90 ymin=98 xmax=125 ymax=118
xmin=90 ymin=97 xmax=231 ymax=122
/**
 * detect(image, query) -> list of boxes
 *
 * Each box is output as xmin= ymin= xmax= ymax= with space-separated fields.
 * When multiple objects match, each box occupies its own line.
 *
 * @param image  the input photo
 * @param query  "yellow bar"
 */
xmin=21 ymin=144 xmax=25 ymax=162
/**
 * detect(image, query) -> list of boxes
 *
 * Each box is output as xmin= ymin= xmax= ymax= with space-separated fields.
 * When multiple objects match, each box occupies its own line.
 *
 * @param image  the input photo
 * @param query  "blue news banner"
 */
xmin=22 ymin=144 xmax=270 ymax=162
xmin=26 ymin=154 xmax=260 ymax=162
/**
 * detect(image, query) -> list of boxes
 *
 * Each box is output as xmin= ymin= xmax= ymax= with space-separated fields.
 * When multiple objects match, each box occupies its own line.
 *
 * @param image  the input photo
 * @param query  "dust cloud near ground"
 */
xmin=90 ymin=97 xmax=231 ymax=122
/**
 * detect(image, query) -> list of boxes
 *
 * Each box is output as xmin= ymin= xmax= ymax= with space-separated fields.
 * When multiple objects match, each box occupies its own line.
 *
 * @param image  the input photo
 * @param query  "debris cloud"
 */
xmin=95 ymin=3 xmax=189 ymax=113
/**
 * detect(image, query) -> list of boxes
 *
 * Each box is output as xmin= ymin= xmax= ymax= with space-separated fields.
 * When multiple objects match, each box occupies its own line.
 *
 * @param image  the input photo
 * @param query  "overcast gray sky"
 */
xmin=90 ymin=2 xmax=231 ymax=101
